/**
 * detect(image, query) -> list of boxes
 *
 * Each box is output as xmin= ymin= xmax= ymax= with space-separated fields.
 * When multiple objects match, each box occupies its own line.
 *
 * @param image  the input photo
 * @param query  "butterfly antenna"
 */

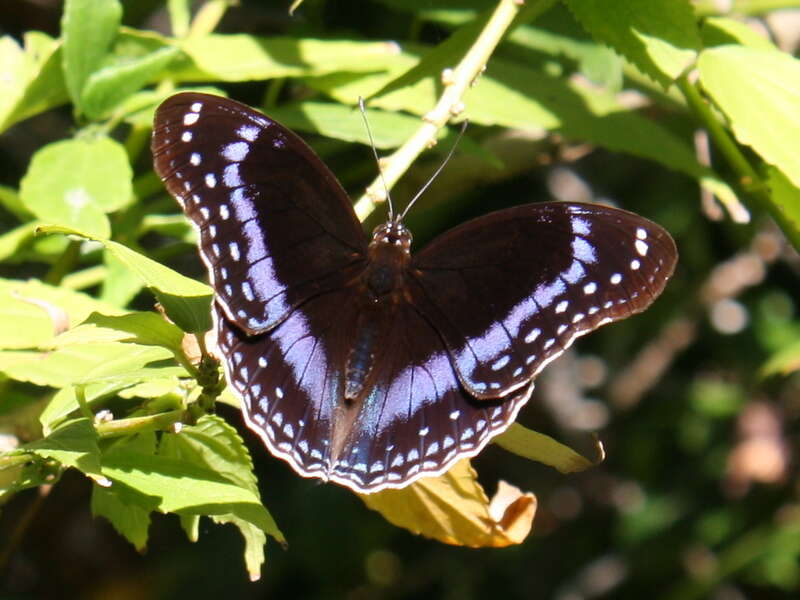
xmin=359 ymin=97 xmax=395 ymax=222
xmin=399 ymin=120 xmax=468 ymax=223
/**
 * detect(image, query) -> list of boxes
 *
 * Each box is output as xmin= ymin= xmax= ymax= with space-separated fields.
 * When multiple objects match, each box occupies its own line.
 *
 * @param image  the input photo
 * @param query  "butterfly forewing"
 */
xmin=410 ymin=203 xmax=677 ymax=400
xmin=152 ymin=92 xmax=367 ymax=335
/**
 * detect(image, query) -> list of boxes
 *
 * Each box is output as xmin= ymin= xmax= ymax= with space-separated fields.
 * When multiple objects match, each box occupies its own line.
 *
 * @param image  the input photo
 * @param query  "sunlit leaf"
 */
xmin=61 ymin=0 xmax=122 ymax=111
xmin=0 ymin=32 xmax=69 ymax=133
xmin=565 ymin=0 xmax=699 ymax=87
xmin=20 ymin=137 xmax=133 ymax=238
xmin=698 ymin=46 xmax=800 ymax=188
xmin=361 ymin=459 xmax=536 ymax=547
xmin=0 ymin=277 xmax=123 ymax=350
xmin=37 ymin=224 xmax=213 ymax=333
xmin=493 ymin=422 xmax=602 ymax=473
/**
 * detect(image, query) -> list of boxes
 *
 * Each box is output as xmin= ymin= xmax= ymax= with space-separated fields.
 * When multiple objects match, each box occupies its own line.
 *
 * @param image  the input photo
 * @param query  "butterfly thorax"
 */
xmin=363 ymin=221 xmax=412 ymax=299
xmin=342 ymin=221 xmax=412 ymax=404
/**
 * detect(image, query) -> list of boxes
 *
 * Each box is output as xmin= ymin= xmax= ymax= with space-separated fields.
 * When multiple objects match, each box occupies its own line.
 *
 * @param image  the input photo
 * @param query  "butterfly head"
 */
xmin=370 ymin=221 xmax=412 ymax=254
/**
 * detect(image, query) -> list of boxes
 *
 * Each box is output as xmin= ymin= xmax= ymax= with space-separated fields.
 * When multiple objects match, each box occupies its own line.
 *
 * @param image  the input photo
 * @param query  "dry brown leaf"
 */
xmin=360 ymin=459 xmax=536 ymax=547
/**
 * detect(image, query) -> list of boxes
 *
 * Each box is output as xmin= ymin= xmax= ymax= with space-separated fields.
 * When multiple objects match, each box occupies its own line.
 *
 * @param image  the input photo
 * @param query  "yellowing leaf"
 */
xmin=360 ymin=459 xmax=536 ymax=547
xmin=494 ymin=422 xmax=603 ymax=473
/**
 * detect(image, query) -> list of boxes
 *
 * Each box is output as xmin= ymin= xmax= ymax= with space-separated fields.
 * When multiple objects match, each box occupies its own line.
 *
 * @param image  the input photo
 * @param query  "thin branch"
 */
xmin=354 ymin=0 xmax=528 ymax=221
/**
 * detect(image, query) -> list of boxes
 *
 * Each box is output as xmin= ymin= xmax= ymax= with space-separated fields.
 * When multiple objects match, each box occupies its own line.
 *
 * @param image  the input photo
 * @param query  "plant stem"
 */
xmin=95 ymin=409 xmax=186 ymax=438
xmin=188 ymin=0 xmax=229 ymax=38
xmin=353 ymin=0 xmax=528 ymax=221
xmin=0 ymin=454 xmax=34 ymax=471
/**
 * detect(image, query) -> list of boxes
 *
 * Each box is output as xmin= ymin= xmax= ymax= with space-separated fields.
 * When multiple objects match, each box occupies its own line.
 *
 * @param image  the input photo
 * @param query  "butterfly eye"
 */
xmin=153 ymin=92 xmax=677 ymax=493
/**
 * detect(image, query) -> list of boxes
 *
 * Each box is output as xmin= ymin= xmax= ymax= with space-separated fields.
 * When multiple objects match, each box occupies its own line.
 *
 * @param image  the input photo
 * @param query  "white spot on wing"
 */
xmin=183 ymin=112 xmax=199 ymax=126
xmin=229 ymin=241 xmax=240 ymax=261
xmin=491 ymin=355 xmax=510 ymax=371
xmin=238 ymin=125 xmax=259 ymax=142
xmin=223 ymin=163 xmax=242 ymax=188
xmin=223 ymin=141 xmax=250 ymax=162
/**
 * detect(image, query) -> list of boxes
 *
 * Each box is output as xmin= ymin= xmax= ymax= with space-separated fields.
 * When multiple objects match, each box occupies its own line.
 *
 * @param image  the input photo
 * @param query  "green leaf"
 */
xmin=766 ymin=165 xmax=800 ymax=249
xmin=269 ymin=102 xmax=485 ymax=158
xmin=91 ymin=482 xmax=152 ymax=550
xmin=0 ymin=343 xmax=171 ymax=388
xmin=159 ymin=415 xmax=278 ymax=578
xmin=82 ymin=45 xmax=180 ymax=119
xmin=159 ymin=415 xmax=258 ymax=494
xmin=493 ymin=423 xmax=601 ymax=474
xmin=700 ymin=17 xmax=777 ymax=51
xmin=37 ymin=225 xmax=213 ymax=333
xmin=118 ymin=375 xmax=183 ymax=400
xmin=99 ymin=250 xmax=144 ymax=308
xmin=0 ymin=277 xmax=123 ymax=350
xmin=25 ymin=417 xmax=102 ymax=479
xmin=565 ymin=0 xmax=700 ymax=87
xmin=172 ymin=35 xmax=402 ymax=82
xmin=90 ymin=433 xmax=160 ymax=550
xmin=40 ymin=368 xmax=186 ymax=433
xmin=369 ymin=9 xmax=487 ymax=102
xmin=0 ymin=183 xmax=32 ymax=221
xmin=52 ymin=311 xmax=185 ymax=356
xmin=698 ymin=45 xmax=800 ymax=188
xmin=61 ymin=0 xmax=122 ymax=111
xmin=0 ymin=32 xmax=69 ymax=133
xmin=763 ymin=339 xmax=800 ymax=377
xmin=212 ymin=515 xmax=267 ymax=581
xmin=311 ymin=50 xmax=709 ymax=181
xmin=167 ymin=0 xmax=191 ymax=37
xmin=20 ymin=137 xmax=133 ymax=238
xmin=765 ymin=166 xmax=800 ymax=248
xmin=508 ymin=25 xmax=623 ymax=90
xmin=0 ymin=222 xmax=40 ymax=263
xmin=100 ymin=450 xmax=283 ymax=542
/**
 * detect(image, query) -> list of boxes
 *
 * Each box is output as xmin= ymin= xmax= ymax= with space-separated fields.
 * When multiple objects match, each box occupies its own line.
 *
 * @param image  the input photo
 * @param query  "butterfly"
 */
xmin=151 ymin=92 xmax=677 ymax=494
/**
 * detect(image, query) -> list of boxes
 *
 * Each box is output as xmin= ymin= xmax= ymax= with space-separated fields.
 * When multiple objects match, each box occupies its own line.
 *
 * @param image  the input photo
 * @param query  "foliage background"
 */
xmin=1 ymin=0 xmax=800 ymax=599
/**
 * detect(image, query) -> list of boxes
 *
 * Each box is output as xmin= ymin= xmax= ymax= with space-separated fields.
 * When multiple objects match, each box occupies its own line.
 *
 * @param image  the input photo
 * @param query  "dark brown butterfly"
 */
xmin=152 ymin=92 xmax=677 ymax=493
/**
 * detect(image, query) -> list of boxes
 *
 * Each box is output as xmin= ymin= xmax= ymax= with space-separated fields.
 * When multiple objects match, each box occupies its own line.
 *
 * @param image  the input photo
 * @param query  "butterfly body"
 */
xmin=152 ymin=92 xmax=678 ymax=493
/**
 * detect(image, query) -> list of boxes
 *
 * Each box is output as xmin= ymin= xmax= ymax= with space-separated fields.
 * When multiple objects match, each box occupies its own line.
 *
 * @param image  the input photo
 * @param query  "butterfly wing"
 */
xmin=409 ymin=202 xmax=677 ymax=399
xmin=217 ymin=282 xmax=531 ymax=493
xmin=152 ymin=92 xmax=367 ymax=334
xmin=331 ymin=301 xmax=532 ymax=492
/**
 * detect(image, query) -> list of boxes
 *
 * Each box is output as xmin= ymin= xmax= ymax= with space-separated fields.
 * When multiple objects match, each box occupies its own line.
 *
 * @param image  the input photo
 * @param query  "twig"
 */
xmin=354 ymin=0 xmax=527 ymax=221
